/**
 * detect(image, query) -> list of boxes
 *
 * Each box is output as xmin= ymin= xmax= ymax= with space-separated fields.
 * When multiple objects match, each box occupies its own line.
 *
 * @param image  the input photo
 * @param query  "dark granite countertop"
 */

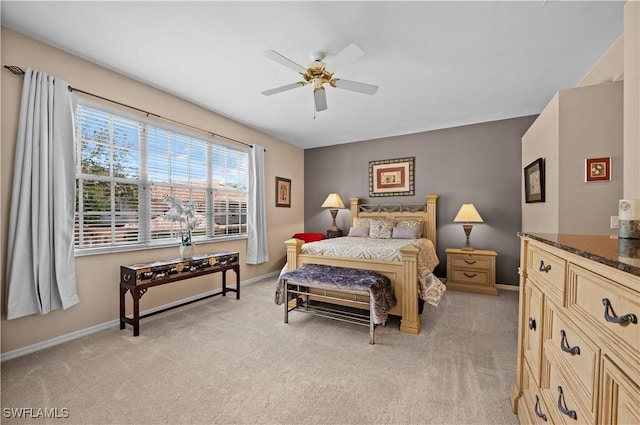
xmin=519 ymin=233 xmax=640 ymax=277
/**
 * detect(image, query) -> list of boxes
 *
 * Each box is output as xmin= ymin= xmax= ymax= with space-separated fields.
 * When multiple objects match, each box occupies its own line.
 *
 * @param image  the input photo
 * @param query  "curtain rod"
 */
xmin=4 ymin=65 xmax=260 ymax=151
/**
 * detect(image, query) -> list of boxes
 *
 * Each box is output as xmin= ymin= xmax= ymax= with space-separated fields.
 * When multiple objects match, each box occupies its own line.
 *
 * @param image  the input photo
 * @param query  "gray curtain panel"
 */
xmin=5 ymin=68 xmax=79 ymax=319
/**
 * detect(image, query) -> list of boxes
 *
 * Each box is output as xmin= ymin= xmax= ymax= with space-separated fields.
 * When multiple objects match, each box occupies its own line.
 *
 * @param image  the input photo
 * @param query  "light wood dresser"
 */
xmin=510 ymin=233 xmax=639 ymax=425
xmin=446 ymin=248 xmax=497 ymax=295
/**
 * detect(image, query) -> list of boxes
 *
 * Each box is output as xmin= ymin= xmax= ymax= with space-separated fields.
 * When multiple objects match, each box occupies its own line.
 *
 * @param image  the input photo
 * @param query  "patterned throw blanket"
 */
xmin=275 ymin=263 xmax=397 ymax=324
xmin=290 ymin=237 xmax=446 ymax=306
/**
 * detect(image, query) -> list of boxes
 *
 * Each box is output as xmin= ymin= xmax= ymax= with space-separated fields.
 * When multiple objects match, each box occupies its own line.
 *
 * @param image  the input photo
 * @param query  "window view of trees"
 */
xmin=74 ymin=105 xmax=248 ymax=250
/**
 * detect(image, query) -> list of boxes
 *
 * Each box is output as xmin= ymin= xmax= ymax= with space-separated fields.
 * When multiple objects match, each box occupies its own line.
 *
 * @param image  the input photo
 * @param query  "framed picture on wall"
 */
xmin=524 ymin=158 xmax=545 ymax=203
xmin=275 ymin=177 xmax=291 ymax=208
xmin=585 ymin=157 xmax=611 ymax=182
xmin=369 ymin=157 xmax=415 ymax=197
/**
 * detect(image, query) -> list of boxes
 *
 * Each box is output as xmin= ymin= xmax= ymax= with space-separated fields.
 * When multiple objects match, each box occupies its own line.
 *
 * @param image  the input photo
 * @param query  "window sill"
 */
xmin=74 ymin=234 xmax=247 ymax=257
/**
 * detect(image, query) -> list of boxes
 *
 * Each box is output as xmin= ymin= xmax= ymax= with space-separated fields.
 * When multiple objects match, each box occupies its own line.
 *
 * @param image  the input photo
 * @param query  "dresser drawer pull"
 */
xmin=528 ymin=317 xmax=536 ymax=331
xmin=602 ymin=298 xmax=638 ymax=325
xmin=463 ymin=272 xmax=477 ymax=278
xmin=557 ymin=386 xmax=577 ymax=420
xmin=559 ymin=330 xmax=580 ymax=355
xmin=464 ymin=260 xmax=477 ymax=265
xmin=534 ymin=395 xmax=547 ymax=422
xmin=539 ymin=261 xmax=551 ymax=273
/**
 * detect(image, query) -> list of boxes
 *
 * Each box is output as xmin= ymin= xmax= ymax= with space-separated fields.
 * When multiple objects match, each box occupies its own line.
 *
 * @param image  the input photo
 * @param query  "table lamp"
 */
xmin=321 ymin=193 xmax=345 ymax=232
xmin=453 ymin=203 xmax=484 ymax=251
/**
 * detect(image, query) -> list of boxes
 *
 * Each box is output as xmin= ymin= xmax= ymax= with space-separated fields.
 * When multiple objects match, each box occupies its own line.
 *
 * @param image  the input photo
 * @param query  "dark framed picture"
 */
xmin=585 ymin=157 xmax=611 ymax=182
xmin=369 ymin=157 xmax=415 ymax=197
xmin=524 ymin=158 xmax=545 ymax=203
xmin=275 ymin=177 xmax=291 ymax=208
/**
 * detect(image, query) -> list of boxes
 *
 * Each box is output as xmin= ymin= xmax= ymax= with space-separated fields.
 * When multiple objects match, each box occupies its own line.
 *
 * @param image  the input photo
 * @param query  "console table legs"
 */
xmin=120 ymin=265 xmax=240 ymax=337
xmin=221 ymin=265 xmax=241 ymax=299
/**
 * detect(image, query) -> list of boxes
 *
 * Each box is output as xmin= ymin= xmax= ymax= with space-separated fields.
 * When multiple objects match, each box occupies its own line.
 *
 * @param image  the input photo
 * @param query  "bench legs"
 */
xmin=284 ymin=280 xmax=376 ymax=344
xmin=369 ymin=306 xmax=374 ymax=345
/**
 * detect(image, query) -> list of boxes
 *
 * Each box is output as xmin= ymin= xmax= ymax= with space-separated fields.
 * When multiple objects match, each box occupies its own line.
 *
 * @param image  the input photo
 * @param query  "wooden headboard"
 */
xmin=349 ymin=194 xmax=438 ymax=250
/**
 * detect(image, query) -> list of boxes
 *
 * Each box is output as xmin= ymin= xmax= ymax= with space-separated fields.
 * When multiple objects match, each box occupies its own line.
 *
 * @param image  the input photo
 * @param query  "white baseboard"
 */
xmin=0 ymin=270 xmax=280 ymax=362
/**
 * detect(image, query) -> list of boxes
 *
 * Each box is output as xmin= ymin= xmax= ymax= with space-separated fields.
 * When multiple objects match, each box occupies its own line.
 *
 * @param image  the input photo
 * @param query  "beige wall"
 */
xmin=521 ymin=93 xmax=560 ymax=234
xmin=523 ymin=0 xmax=639 ymax=233
xmin=624 ymin=0 xmax=640 ymax=198
xmin=0 ymin=27 xmax=304 ymax=354
xmin=577 ymin=35 xmax=624 ymax=88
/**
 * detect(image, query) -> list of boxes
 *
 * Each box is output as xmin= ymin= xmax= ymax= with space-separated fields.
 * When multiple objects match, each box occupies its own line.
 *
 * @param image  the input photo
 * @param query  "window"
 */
xmin=74 ymin=105 xmax=248 ymax=251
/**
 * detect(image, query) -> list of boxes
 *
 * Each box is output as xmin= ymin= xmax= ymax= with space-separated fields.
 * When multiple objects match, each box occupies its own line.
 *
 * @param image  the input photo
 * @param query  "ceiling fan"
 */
xmin=261 ymin=43 xmax=379 ymax=112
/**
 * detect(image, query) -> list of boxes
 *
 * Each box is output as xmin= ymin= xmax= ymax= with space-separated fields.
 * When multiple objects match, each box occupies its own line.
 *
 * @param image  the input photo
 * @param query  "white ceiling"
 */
xmin=1 ymin=1 xmax=624 ymax=149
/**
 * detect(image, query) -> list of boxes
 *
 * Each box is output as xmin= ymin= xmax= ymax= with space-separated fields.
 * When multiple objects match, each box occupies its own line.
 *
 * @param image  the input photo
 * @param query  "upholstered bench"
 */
xmin=280 ymin=263 xmax=396 ymax=344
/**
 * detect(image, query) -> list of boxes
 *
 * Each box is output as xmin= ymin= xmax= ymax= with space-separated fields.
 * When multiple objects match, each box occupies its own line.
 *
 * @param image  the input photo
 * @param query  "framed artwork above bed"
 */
xmin=369 ymin=157 xmax=415 ymax=197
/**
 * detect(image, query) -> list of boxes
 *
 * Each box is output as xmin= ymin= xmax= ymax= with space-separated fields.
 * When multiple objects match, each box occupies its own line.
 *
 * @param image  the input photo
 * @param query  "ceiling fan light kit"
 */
xmin=262 ymin=43 xmax=379 ymax=113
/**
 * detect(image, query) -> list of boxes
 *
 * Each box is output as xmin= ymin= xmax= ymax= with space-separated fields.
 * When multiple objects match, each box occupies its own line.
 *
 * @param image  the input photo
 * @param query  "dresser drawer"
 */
xmin=519 ymin=362 xmax=552 ymax=425
xmin=547 ymin=302 xmax=600 ymax=415
xmin=600 ymin=355 xmax=640 ymax=425
xmin=450 ymin=254 xmax=492 ymax=271
xmin=450 ymin=269 xmax=489 ymax=285
xmin=543 ymin=361 xmax=594 ymax=425
xmin=527 ymin=245 xmax=567 ymax=301
xmin=524 ymin=280 xmax=545 ymax=386
xmin=566 ymin=264 xmax=640 ymax=369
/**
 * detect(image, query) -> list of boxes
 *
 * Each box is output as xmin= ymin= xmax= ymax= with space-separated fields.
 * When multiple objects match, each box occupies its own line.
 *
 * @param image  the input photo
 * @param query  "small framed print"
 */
xmin=369 ymin=157 xmax=415 ymax=197
xmin=585 ymin=157 xmax=611 ymax=182
xmin=524 ymin=158 xmax=545 ymax=203
xmin=275 ymin=177 xmax=291 ymax=208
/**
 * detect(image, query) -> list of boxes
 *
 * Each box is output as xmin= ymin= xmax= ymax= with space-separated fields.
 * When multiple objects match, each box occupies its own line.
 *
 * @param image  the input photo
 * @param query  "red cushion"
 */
xmin=293 ymin=233 xmax=326 ymax=243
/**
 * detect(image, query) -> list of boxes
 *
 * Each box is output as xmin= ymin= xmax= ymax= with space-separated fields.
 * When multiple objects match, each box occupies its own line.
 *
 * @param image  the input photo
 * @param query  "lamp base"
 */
xmin=328 ymin=209 xmax=339 ymax=232
xmin=461 ymin=223 xmax=475 ymax=251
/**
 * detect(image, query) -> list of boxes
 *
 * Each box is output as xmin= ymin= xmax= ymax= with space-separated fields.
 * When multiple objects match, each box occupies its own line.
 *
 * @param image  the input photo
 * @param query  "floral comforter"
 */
xmin=292 ymin=236 xmax=446 ymax=306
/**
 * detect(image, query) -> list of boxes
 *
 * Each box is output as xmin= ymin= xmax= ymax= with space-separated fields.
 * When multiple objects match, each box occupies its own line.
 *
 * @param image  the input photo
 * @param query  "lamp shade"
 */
xmin=321 ymin=193 xmax=345 ymax=209
xmin=453 ymin=204 xmax=484 ymax=223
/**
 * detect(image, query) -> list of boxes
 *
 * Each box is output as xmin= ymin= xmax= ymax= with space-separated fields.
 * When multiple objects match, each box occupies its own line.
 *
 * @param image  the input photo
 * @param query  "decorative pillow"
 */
xmin=369 ymin=218 xmax=395 ymax=239
xmin=352 ymin=217 xmax=370 ymax=228
xmin=392 ymin=227 xmax=419 ymax=239
xmin=394 ymin=218 xmax=424 ymax=238
xmin=347 ymin=226 xmax=370 ymax=238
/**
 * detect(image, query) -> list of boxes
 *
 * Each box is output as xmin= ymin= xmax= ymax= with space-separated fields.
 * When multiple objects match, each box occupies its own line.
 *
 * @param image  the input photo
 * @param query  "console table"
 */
xmin=119 ymin=251 xmax=240 ymax=336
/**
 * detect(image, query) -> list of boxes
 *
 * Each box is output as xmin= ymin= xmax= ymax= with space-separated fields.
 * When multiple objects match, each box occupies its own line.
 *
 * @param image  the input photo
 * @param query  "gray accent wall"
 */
xmin=304 ymin=115 xmax=537 ymax=285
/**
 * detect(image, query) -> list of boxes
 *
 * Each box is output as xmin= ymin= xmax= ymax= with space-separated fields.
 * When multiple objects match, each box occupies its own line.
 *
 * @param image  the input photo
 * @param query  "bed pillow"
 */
xmin=394 ymin=218 xmax=424 ymax=238
xmin=347 ymin=226 xmax=370 ymax=237
xmin=392 ymin=227 xmax=419 ymax=239
xmin=369 ymin=219 xmax=395 ymax=239
xmin=352 ymin=217 xmax=370 ymax=228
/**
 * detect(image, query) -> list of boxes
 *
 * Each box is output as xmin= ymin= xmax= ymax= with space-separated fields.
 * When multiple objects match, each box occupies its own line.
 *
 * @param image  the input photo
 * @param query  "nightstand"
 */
xmin=446 ymin=248 xmax=497 ymax=295
xmin=326 ymin=229 xmax=343 ymax=239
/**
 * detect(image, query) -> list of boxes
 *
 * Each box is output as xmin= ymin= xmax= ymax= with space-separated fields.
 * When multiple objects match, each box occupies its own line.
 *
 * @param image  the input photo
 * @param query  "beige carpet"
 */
xmin=1 ymin=277 xmax=520 ymax=425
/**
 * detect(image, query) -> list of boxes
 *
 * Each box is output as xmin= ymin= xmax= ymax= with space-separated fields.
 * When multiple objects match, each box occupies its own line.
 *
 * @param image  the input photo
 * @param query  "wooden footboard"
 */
xmin=285 ymin=238 xmax=421 ymax=334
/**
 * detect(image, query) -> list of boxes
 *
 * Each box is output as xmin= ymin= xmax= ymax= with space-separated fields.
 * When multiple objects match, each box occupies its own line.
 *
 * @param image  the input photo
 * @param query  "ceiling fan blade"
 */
xmin=314 ymin=87 xmax=327 ymax=112
xmin=327 ymin=43 xmax=365 ymax=73
xmin=261 ymin=82 xmax=304 ymax=96
xmin=263 ymin=50 xmax=306 ymax=74
xmin=332 ymin=78 xmax=378 ymax=95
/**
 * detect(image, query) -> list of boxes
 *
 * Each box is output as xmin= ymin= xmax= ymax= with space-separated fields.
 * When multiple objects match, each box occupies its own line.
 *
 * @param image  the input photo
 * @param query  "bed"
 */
xmin=282 ymin=194 xmax=445 ymax=335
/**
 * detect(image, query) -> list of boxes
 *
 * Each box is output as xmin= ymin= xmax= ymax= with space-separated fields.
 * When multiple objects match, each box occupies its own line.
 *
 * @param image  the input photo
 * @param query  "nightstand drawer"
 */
xmin=446 ymin=248 xmax=497 ymax=296
xmin=450 ymin=269 xmax=489 ymax=284
xmin=450 ymin=255 xmax=492 ymax=271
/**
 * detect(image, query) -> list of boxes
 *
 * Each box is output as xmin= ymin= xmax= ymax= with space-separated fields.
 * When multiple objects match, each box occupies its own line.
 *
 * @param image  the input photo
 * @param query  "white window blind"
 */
xmin=74 ymin=105 xmax=248 ymax=251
